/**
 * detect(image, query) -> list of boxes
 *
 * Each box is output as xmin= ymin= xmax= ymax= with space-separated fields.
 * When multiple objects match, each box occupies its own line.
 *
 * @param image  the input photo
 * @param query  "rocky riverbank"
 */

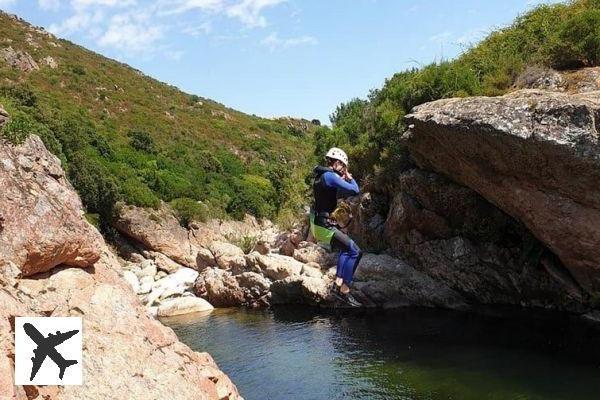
xmin=111 ymin=200 xmax=466 ymax=313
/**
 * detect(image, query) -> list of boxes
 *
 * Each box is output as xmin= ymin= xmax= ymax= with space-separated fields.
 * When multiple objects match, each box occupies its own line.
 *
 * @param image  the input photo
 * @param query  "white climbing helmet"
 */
xmin=325 ymin=147 xmax=348 ymax=166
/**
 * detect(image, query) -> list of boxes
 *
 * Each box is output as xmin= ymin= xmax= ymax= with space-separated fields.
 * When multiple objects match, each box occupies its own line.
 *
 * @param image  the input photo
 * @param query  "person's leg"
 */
xmin=330 ymin=229 xmax=363 ymax=294
xmin=336 ymin=252 xmax=348 ymax=287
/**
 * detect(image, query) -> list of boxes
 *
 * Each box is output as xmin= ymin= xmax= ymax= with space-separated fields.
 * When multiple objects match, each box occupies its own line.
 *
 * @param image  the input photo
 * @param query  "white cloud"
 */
xmin=164 ymin=0 xmax=224 ymax=14
xmin=261 ymin=32 xmax=316 ymax=51
xmin=49 ymin=11 xmax=104 ymax=36
xmin=183 ymin=21 xmax=212 ymax=36
xmin=0 ymin=0 xmax=17 ymax=8
xmin=167 ymin=0 xmax=286 ymax=27
xmin=226 ymin=0 xmax=285 ymax=28
xmin=42 ymin=0 xmax=303 ymax=57
xmin=38 ymin=0 xmax=61 ymax=10
xmin=71 ymin=0 xmax=136 ymax=9
xmin=97 ymin=12 xmax=163 ymax=52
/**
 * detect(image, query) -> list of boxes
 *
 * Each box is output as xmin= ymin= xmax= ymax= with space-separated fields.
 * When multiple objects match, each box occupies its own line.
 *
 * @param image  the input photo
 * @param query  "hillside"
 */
xmin=320 ymin=0 xmax=600 ymax=184
xmin=0 ymin=11 xmax=317 ymax=230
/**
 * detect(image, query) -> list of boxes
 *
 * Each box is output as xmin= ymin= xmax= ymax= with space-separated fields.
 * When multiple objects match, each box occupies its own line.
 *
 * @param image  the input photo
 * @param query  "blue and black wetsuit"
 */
xmin=310 ymin=166 xmax=363 ymax=285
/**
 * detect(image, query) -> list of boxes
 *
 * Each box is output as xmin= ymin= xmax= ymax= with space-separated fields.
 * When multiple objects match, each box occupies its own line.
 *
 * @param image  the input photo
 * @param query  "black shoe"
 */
xmin=331 ymin=286 xmax=362 ymax=308
xmin=341 ymin=291 xmax=362 ymax=308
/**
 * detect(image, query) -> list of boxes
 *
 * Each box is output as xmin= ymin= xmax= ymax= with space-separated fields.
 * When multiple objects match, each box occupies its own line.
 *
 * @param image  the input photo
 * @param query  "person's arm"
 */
xmin=323 ymin=172 xmax=360 ymax=195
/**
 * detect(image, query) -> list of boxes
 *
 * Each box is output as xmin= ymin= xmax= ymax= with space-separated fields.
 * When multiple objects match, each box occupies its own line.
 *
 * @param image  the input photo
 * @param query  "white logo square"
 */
xmin=14 ymin=317 xmax=83 ymax=385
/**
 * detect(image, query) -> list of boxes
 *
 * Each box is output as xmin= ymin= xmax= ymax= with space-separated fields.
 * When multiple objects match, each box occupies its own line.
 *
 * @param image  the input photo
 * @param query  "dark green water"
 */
xmin=163 ymin=307 xmax=600 ymax=400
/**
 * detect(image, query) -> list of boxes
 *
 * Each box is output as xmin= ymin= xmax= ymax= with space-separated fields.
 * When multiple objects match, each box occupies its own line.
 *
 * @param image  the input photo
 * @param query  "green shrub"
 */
xmin=1 ymin=111 xmax=33 ymax=143
xmin=85 ymin=213 xmax=100 ymax=228
xmin=227 ymin=175 xmax=276 ymax=220
xmin=68 ymin=153 xmax=121 ymax=219
xmin=228 ymin=234 xmax=257 ymax=254
xmin=150 ymin=170 xmax=193 ymax=201
xmin=90 ymin=134 xmax=114 ymax=159
xmin=119 ymin=176 xmax=160 ymax=208
xmin=170 ymin=197 xmax=208 ymax=227
xmin=0 ymin=85 xmax=37 ymax=107
xmin=548 ymin=9 xmax=600 ymax=68
xmin=128 ymin=130 xmax=156 ymax=154
xmin=216 ymin=150 xmax=244 ymax=176
xmin=48 ymin=113 xmax=94 ymax=157
xmin=71 ymin=65 xmax=86 ymax=75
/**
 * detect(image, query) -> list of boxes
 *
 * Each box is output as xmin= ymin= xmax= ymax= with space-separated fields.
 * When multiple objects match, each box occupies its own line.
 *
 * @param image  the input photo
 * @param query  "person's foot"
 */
xmin=330 ymin=285 xmax=361 ymax=308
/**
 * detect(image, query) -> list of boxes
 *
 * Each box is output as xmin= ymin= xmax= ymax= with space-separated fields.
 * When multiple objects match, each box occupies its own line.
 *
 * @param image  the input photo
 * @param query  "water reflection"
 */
xmin=163 ymin=307 xmax=600 ymax=400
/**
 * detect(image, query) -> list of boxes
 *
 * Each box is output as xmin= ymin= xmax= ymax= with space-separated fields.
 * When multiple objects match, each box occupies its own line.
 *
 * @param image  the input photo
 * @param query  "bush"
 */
xmin=227 ymin=175 xmax=276 ymax=220
xmin=0 ymin=85 xmax=37 ymax=107
xmin=49 ymin=113 xmax=94 ymax=157
xmin=1 ymin=110 xmax=34 ymax=144
xmin=128 ymin=130 xmax=157 ymax=154
xmin=170 ymin=197 xmax=208 ymax=227
xmin=71 ymin=65 xmax=86 ymax=75
xmin=216 ymin=150 xmax=244 ymax=176
xmin=549 ymin=9 xmax=600 ymax=69
xmin=150 ymin=170 xmax=193 ymax=201
xmin=68 ymin=153 xmax=121 ymax=220
xmin=228 ymin=234 xmax=257 ymax=254
xmin=120 ymin=177 xmax=160 ymax=208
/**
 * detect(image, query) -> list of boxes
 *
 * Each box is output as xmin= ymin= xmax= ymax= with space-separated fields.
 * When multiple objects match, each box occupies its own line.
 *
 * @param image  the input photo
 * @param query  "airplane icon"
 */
xmin=23 ymin=323 xmax=79 ymax=381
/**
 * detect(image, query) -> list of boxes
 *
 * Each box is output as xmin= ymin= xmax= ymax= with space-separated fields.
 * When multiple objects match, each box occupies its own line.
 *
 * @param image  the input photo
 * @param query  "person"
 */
xmin=310 ymin=147 xmax=363 ymax=307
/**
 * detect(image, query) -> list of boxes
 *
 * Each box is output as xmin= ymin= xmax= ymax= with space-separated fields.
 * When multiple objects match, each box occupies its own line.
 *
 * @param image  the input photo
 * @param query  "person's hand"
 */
xmin=344 ymin=170 xmax=353 ymax=182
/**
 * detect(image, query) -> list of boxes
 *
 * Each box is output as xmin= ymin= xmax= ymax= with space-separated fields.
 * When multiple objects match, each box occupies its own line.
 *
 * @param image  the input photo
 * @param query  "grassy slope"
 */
xmin=0 ymin=11 xmax=317 ymax=227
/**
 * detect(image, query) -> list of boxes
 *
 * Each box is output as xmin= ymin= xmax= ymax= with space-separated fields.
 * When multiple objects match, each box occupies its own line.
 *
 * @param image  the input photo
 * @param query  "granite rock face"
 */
xmin=405 ymin=88 xmax=600 ymax=298
xmin=0 ymin=135 xmax=103 ymax=276
xmin=0 ymin=131 xmax=241 ymax=400
xmin=114 ymin=205 xmax=199 ymax=268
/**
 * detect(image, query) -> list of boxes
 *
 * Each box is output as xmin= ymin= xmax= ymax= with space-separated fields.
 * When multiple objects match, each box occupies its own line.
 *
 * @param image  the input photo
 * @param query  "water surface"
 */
xmin=163 ymin=307 xmax=600 ymax=400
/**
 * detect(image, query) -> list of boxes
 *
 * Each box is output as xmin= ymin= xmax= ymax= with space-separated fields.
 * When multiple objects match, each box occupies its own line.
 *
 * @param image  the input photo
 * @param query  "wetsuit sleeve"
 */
xmin=323 ymin=172 xmax=360 ymax=195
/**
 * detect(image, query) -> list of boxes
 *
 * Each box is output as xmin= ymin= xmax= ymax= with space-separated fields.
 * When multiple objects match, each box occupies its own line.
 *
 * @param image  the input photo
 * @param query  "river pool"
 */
xmin=163 ymin=307 xmax=600 ymax=400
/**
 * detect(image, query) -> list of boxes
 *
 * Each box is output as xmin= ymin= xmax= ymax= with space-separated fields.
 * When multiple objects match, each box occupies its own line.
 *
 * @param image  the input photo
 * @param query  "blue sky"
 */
xmin=0 ymin=0 xmax=561 ymax=123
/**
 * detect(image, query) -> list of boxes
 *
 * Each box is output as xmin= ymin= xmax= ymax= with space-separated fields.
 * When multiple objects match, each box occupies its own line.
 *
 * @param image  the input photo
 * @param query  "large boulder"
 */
xmin=0 ymin=135 xmax=241 ymax=399
xmin=351 ymin=169 xmax=588 ymax=311
xmin=235 ymin=272 xmax=271 ymax=293
xmin=0 ymin=46 xmax=39 ymax=72
xmin=405 ymin=88 xmax=600 ymax=297
xmin=145 ymin=267 xmax=199 ymax=305
xmin=293 ymin=242 xmax=335 ymax=266
xmin=0 ymin=135 xmax=103 ymax=276
xmin=190 ymin=214 xmax=279 ymax=248
xmin=353 ymin=253 xmax=466 ymax=309
xmin=157 ymin=296 xmax=214 ymax=317
xmin=147 ymin=251 xmax=183 ymax=274
xmin=194 ymin=268 xmax=246 ymax=307
xmin=245 ymin=252 xmax=303 ymax=281
xmin=196 ymin=241 xmax=246 ymax=272
xmin=114 ymin=204 xmax=199 ymax=268
xmin=270 ymin=275 xmax=331 ymax=306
